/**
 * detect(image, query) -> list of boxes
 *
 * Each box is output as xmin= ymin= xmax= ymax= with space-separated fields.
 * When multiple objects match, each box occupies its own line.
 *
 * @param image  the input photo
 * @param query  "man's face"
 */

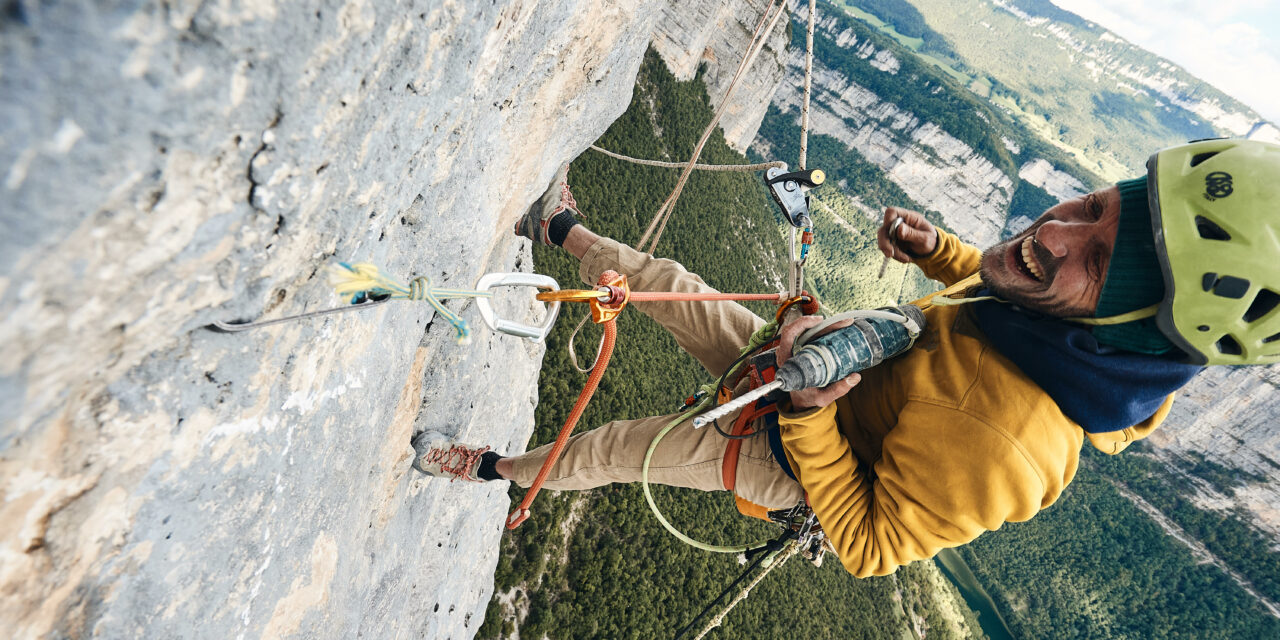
xmin=979 ymin=186 xmax=1122 ymax=317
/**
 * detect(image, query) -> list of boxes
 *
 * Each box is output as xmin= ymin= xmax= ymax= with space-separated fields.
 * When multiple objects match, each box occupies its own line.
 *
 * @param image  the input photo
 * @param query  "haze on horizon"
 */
xmin=1050 ymin=0 xmax=1280 ymax=127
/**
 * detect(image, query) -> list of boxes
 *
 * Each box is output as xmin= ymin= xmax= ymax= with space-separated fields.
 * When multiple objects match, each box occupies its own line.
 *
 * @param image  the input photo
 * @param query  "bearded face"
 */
xmin=979 ymin=186 xmax=1122 ymax=317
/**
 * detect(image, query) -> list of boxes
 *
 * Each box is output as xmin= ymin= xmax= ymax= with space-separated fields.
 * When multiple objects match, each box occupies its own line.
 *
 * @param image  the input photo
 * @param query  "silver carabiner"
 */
xmin=473 ymin=272 xmax=561 ymax=342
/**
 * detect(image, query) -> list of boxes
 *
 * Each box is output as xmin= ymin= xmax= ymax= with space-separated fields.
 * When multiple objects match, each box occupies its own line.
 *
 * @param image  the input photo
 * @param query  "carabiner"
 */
xmin=473 ymin=273 xmax=561 ymax=342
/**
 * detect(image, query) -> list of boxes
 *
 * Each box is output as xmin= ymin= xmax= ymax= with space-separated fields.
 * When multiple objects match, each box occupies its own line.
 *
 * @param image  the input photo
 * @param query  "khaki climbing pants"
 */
xmin=508 ymin=238 xmax=805 ymax=510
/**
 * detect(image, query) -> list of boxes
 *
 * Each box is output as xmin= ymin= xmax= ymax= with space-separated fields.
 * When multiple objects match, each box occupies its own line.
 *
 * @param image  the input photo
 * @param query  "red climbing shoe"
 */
xmin=411 ymin=431 xmax=492 ymax=482
xmin=513 ymin=163 xmax=581 ymax=246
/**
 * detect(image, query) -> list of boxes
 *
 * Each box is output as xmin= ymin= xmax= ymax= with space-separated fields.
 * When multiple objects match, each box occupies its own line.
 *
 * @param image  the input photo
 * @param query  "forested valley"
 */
xmin=478 ymin=49 xmax=982 ymax=640
xmin=479 ymin=7 xmax=1280 ymax=636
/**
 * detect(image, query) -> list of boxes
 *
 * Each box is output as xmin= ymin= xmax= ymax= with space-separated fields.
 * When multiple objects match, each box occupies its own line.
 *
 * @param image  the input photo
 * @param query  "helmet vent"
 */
xmin=1195 ymin=216 xmax=1231 ymax=241
xmin=1264 ymin=333 xmax=1280 ymax=344
xmin=1205 ymin=274 xmax=1250 ymax=299
xmin=1244 ymin=289 xmax=1280 ymax=323
xmin=1190 ymin=151 xmax=1220 ymax=167
xmin=1216 ymin=335 xmax=1244 ymax=356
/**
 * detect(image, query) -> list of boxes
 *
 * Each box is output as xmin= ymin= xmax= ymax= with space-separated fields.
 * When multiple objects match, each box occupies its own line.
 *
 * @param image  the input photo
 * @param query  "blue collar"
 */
xmin=969 ymin=293 xmax=1201 ymax=433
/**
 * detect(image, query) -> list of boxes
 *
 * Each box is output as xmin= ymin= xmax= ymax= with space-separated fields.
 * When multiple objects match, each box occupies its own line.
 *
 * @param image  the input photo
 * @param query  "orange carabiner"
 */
xmin=536 ymin=289 xmax=607 ymax=303
xmin=774 ymin=291 xmax=819 ymax=323
xmin=589 ymin=271 xmax=629 ymax=323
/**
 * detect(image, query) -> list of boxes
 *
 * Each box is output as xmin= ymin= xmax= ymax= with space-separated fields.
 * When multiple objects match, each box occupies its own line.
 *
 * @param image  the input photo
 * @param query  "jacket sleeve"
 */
xmin=913 ymin=228 xmax=982 ymax=286
xmin=779 ymin=400 xmax=1046 ymax=577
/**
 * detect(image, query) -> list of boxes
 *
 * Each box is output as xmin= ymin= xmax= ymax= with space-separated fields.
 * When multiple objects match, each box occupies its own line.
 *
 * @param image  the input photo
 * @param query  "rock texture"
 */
xmin=1018 ymin=159 xmax=1085 ymax=201
xmin=0 ymin=1 xmax=660 ymax=638
xmin=1150 ymin=367 xmax=1280 ymax=537
xmin=650 ymin=0 xmax=791 ymax=152
xmin=769 ymin=8 xmax=1014 ymax=247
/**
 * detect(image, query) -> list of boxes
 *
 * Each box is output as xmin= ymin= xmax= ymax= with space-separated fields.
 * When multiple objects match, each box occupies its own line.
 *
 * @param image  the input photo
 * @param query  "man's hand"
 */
xmin=878 ymin=207 xmax=938 ymax=263
xmin=777 ymin=315 xmax=862 ymax=411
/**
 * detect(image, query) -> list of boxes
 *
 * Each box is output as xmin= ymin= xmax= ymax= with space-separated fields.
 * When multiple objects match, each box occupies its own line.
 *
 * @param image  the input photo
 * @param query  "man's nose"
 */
xmin=1034 ymin=220 xmax=1075 ymax=258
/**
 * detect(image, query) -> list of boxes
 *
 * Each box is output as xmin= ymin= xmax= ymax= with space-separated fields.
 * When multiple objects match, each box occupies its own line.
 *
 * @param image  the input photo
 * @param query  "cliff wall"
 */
xmin=0 ymin=1 xmax=662 ymax=637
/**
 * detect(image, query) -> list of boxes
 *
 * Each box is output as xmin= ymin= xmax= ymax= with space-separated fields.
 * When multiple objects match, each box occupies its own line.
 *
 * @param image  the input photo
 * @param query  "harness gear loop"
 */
xmin=506 ymin=271 xmax=621 ymax=530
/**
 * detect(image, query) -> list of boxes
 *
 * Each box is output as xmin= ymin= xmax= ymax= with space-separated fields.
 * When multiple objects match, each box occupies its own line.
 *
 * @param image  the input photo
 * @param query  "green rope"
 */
xmin=641 ymin=319 xmax=783 ymax=553
xmin=328 ymin=262 xmax=492 ymax=344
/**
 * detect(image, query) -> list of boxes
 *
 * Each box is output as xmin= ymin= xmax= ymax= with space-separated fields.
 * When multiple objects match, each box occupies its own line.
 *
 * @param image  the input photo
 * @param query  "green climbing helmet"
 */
xmin=1148 ymin=138 xmax=1280 ymax=365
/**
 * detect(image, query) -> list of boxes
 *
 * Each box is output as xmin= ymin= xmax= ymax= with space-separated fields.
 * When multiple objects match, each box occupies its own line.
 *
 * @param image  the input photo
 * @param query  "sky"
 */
xmin=1050 ymin=0 xmax=1280 ymax=125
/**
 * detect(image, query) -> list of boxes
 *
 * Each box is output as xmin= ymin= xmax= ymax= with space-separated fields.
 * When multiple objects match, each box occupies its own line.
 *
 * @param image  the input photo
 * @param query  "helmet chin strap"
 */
xmin=920 ymin=273 xmax=1159 ymax=326
xmin=1065 ymin=304 xmax=1159 ymax=326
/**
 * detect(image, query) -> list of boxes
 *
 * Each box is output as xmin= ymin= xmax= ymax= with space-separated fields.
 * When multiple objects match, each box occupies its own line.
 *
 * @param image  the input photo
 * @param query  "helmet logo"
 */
xmin=1204 ymin=171 xmax=1234 ymax=200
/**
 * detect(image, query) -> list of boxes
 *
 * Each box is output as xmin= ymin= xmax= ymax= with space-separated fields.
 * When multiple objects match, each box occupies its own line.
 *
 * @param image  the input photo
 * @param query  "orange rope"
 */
xmin=538 ymin=289 xmax=784 ymax=304
xmin=627 ymin=291 xmax=783 ymax=303
xmin=506 ymin=318 xmax=615 ymax=529
xmin=506 ymin=273 xmax=624 ymax=530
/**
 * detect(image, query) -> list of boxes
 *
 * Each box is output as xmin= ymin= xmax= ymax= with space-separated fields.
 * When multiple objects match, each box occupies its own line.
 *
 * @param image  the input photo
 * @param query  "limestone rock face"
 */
xmin=1150 ymin=367 xmax=1280 ymax=537
xmin=650 ymin=0 xmax=791 ymax=153
xmin=0 ymin=1 xmax=658 ymax=638
xmin=1018 ymin=159 xmax=1086 ymax=201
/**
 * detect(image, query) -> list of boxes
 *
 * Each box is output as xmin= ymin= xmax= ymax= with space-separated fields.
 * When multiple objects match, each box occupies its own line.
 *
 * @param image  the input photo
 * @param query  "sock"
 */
xmin=546 ymin=209 xmax=580 ymax=246
xmin=477 ymin=451 xmax=504 ymax=481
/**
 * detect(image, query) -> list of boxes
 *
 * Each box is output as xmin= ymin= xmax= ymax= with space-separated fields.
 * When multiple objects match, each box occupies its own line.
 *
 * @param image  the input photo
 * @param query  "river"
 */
xmin=934 ymin=548 xmax=1017 ymax=640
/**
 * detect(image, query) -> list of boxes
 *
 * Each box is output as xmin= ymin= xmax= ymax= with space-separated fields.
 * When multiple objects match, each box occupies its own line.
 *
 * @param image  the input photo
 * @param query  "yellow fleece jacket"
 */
xmin=778 ymin=229 xmax=1174 ymax=577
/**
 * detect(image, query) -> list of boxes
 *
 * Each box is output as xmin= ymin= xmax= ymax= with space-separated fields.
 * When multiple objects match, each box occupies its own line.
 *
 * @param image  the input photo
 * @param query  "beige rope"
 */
xmin=786 ymin=0 xmax=819 ymax=298
xmin=588 ymin=145 xmax=784 ymax=172
xmin=800 ymin=0 xmax=816 ymax=171
xmin=637 ymin=0 xmax=788 ymax=255
xmin=692 ymin=542 xmax=801 ymax=640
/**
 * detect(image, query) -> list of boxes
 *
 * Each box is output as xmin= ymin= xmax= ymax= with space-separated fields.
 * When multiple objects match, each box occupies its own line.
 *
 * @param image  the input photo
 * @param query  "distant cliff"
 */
xmin=650 ymin=0 xmax=790 ymax=152
xmin=766 ymin=7 xmax=1016 ymax=247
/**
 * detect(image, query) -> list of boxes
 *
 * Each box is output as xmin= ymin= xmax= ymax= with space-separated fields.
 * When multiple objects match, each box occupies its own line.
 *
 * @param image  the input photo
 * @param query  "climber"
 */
xmin=411 ymin=139 xmax=1280 ymax=577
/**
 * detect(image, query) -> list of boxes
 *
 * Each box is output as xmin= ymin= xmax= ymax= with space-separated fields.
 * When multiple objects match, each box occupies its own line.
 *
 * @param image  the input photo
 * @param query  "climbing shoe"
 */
xmin=411 ymin=431 xmax=496 ymax=482
xmin=514 ymin=163 xmax=582 ymax=246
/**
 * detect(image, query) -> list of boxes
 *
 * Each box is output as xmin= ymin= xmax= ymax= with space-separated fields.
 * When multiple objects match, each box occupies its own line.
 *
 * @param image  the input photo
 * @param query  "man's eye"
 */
xmin=1088 ymin=197 xmax=1104 ymax=220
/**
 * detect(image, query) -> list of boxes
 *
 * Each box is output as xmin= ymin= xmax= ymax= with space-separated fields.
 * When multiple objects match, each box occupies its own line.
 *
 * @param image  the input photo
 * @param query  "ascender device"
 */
xmin=765 ymin=165 xmax=825 ymax=228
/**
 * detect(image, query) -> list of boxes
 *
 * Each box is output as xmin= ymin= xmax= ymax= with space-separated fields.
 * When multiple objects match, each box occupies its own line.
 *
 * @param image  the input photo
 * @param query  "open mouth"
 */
xmin=1014 ymin=236 xmax=1044 ymax=282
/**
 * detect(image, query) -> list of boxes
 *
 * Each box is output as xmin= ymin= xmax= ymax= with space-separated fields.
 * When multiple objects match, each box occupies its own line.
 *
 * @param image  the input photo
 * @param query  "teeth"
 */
xmin=1021 ymin=236 xmax=1043 ymax=281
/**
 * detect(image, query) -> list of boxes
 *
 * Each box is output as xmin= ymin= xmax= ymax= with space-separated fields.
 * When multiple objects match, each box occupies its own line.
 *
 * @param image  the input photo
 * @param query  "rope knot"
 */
xmin=408 ymin=276 xmax=432 ymax=301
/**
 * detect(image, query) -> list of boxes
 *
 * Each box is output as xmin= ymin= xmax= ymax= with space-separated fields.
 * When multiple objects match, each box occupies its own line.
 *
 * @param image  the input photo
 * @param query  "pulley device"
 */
xmin=765 ymin=165 xmax=825 ymax=228
xmin=692 ymin=305 xmax=925 ymax=428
